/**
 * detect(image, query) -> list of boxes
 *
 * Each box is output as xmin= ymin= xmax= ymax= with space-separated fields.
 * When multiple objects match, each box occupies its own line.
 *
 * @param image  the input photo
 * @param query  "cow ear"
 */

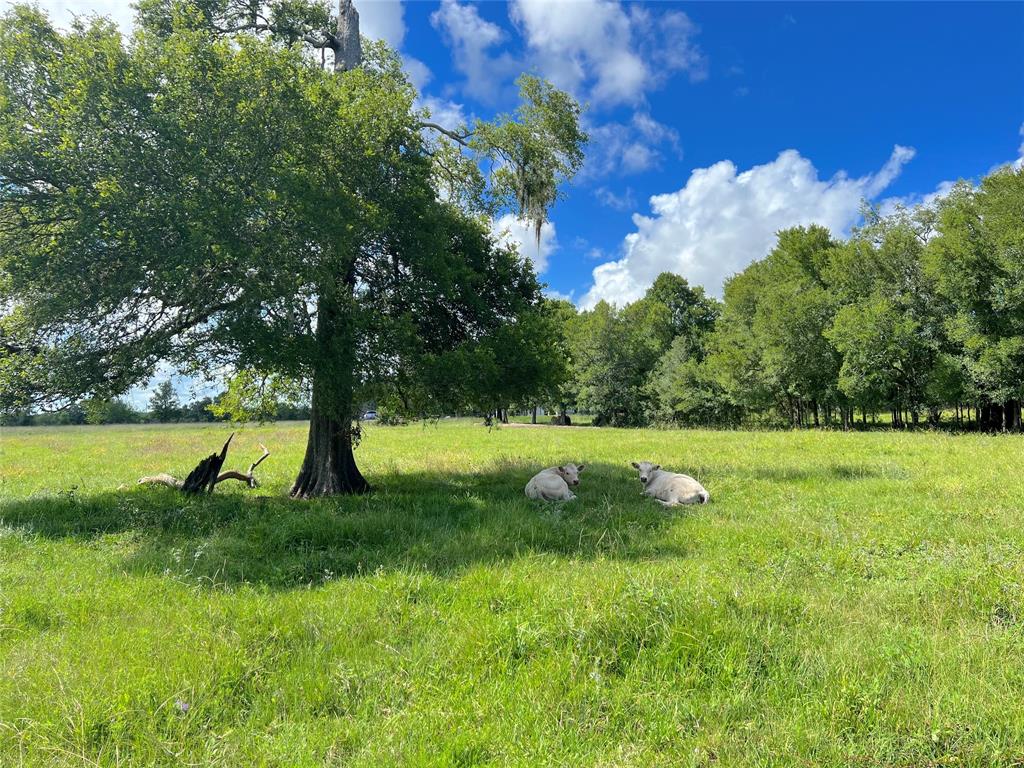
xmin=559 ymin=466 xmax=566 ymax=473
xmin=577 ymin=464 xmax=585 ymax=472
xmin=654 ymin=464 xmax=661 ymax=470
xmin=631 ymin=462 xmax=640 ymax=469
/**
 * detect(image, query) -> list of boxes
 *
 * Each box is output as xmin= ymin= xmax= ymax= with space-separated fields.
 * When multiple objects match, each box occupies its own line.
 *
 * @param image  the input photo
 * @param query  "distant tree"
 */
xmin=568 ymin=301 xmax=643 ymax=426
xmin=181 ymin=396 xmax=218 ymax=422
xmin=827 ymin=293 xmax=930 ymax=427
xmin=399 ymin=306 xmax=565 ymax=423
xmin=639 ymin=272 xmax=721 ymax=357
xmin=148 ymin=381 xmax=180 ymax=423
xmin=539 ymin=298 xmax=579 ymax=423
xmin=926 ymin=170 xmax=1024 ymax=430
xmin=83 ymin=396 xmax=113 ymax=425
xmin=648 ymin=334 xmax=737 ymax=426
xmin=700 ymin=261 xmax=777 ymax=423
xmin=753 ymin=226 xmax=842 ymax=426
xmin=0 ymin=408 xmax=31 ymax=426
xmin=106 ymin=398 xmax=143 ymax=424
xmin=699 ymin=227 xmax=841 ymax=427
xmin=565 ymin=274 xmax=722 ymax=427
xmin=274 ymin=400 xmax=311 ymax=421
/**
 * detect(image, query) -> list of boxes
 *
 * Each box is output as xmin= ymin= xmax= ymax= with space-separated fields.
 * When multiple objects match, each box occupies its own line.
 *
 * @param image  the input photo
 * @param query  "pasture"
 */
xmin=2 ymin=420 xmax=1024 ymax=766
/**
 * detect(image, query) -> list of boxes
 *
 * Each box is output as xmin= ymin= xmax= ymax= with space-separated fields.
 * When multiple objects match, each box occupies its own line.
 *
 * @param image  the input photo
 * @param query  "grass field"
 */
xmin=2 ymin=420 xmax=1024 ymax=766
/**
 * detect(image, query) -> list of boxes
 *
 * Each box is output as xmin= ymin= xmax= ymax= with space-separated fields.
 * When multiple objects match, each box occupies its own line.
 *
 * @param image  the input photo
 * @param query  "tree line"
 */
xmin=533 ymin=166 xmax=1023 ymax=431
xmin=0 ymin=380 xmax=315 ymax=426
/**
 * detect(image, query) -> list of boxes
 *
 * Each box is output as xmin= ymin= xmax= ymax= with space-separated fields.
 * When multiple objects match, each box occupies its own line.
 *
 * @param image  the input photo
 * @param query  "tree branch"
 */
xmin=420 ymin=122 xmax=473 ymax=147
xmin=139 ymin=443 xmax=271 ymax=491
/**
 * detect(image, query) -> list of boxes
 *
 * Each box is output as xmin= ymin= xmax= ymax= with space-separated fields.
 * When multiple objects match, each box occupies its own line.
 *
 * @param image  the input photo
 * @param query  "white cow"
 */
xmin=631 ymin=461 xmax=709 ymax=506
xmin=525 ymin=463 xmax=585 ymax=501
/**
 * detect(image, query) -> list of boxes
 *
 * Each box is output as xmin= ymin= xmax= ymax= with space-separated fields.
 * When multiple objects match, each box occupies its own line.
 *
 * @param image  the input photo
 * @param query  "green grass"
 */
xmin=2 ymin=420 xmax=1024 ymax=766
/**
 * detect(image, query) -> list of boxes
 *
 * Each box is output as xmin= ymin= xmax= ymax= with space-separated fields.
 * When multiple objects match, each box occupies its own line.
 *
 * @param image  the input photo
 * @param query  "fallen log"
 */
xmin=138 ymin=434 xmax=270 ymax=493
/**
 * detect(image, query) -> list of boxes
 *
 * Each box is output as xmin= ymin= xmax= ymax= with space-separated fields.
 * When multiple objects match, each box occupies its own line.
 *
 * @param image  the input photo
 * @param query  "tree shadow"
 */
xmin=0 ymin=461 xmax=691 ymax=589
xmin=739 ymin=463 xmax=906 ymax=482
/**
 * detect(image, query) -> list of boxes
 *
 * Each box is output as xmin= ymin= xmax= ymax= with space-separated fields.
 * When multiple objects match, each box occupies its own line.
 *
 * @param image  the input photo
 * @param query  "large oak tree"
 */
xmin=0 ymin=0 xmax=586 ymax=495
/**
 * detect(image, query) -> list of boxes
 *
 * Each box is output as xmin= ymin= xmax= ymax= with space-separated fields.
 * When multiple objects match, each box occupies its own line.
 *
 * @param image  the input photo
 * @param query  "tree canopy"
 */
xmin=0 ymin=1 xmax=587 ymax=494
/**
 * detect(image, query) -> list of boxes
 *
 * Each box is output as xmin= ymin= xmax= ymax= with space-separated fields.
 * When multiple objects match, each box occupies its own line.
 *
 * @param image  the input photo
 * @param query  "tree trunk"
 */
xmin=532 ymin=405 xmax=538 ymax=424
xmin=290 ymin=354 xmax=369 ymax=498
xmin=1004 ymin=399 xmax=1021 ymax=431
xmin=334 ymin=0 xmax=362 ymax=72
xmin=291 ymin=272 xmax=369 ymax=498
xmin=288 ymin=1 xmax=371 ymax=499
xmin=291 ymin=381 xmax=369 ymax=498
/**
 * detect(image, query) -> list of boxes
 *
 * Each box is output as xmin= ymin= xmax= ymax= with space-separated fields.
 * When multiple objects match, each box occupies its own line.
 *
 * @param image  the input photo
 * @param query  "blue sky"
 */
xmin=402 ymin=1 xmax=1024 ymax=306
xmin=24 ymin=0 xmax=1024 ymax=400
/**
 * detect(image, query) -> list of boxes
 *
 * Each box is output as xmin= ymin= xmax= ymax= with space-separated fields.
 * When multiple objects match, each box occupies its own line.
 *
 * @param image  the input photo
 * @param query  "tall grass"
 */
xmin=2 ymin=420 xmax=1023 ymax=766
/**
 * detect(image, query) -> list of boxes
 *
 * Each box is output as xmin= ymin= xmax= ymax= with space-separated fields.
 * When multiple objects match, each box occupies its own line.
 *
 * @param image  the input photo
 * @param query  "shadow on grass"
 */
xmin=740 ymin=463 xmax=907 ymax=482
xmin=0 ymin=461 xmax=697 ymax=588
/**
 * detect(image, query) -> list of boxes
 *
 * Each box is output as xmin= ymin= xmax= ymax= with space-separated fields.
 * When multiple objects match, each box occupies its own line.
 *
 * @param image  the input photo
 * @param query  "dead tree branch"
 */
xmin=138 ymin=437 xmax=271 ymax=493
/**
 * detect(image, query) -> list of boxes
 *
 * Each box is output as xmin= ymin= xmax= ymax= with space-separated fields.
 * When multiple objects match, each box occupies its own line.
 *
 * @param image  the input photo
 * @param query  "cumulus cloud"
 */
xmin=430 ymin=0 xmax=706 ymax=109
xmin=579 ymin=145 xmax=916 ymax=308
xmin=419 ymin=96 xmax=467 ymax=131
xmin=357 ymin=0 xmax=406 ymax=48
xmin=491 ymin=214 xmax=558 ymax=274
xmin=544 ymin=288 xmax=575 ymax=302
xmin=403 ymin=56 xmax=432 ymax=91
xmin=430 ymin=0 xmax=518 ymax=103
xmin=510 ymin=0 xmax=707 ymax=108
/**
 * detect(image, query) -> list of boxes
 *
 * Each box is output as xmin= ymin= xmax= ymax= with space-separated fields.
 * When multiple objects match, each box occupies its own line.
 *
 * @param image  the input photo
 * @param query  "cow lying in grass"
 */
xmin=631 ymin=461 xmax=709 ymax=506
xmin=525 ymin=463 xmax=585 ymax=501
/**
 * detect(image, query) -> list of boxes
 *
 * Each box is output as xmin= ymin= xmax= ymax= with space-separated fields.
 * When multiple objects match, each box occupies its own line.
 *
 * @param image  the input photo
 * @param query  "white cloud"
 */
xmin=431 ymin=1 xmax=706 ymax=109
xmin=580 ymin=145 xmax=916 ymax=308
xmin=584 ymin=112 xmax=680 ymax=178
xmin=863 ymin=144 xmax=916 ymax=197
xmin=492 ymin=214 xmax=558 ymax=274
xmin=420 ymin=95 xmax=466 ymax=130
xmin=355 ymin=0 xmax=405 ymax=47
xmin=544 ymin=288 xmax=575 ymax=302
xmin=509 ymin=0 xmax=706 ymax=108
xmin=878 ymin=178 xmax=957 ymax=219
xmin=403 ymin=56 xmax=432 ymax=91
xmin=621 ymin=143 xmax=660 ymax=174
xmin=594 ymin=186 xmax=637 ymax=211
xmin=430 ymin=0 xmax=518 ymax=103
xmin=631 ymin=6 xmax=708 ymax=84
